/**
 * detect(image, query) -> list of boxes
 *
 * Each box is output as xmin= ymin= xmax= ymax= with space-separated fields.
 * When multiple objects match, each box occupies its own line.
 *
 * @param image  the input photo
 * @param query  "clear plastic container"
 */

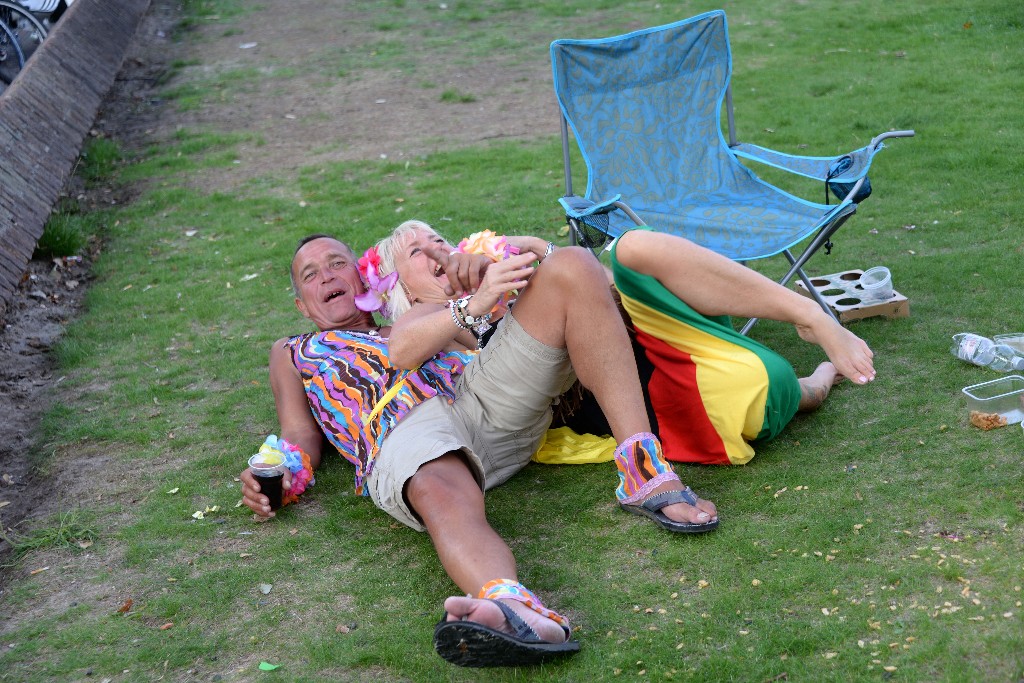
xmin=858 ymin=266 xmax=893 ymax=301
xmin=962 ymin=375 xmax=1024 ymax=425
xmin=994 ymin=333 xmax=1024 ymax=354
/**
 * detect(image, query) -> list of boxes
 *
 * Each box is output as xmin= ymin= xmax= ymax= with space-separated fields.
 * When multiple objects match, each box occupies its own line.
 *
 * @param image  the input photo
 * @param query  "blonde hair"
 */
xmin=375 ymin=219 xmax=447 ymax=319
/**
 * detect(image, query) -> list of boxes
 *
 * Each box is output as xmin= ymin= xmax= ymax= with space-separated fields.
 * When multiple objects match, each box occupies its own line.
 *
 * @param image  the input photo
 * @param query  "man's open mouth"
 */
xmin=324 ymin=288 xmax=346 ymax=302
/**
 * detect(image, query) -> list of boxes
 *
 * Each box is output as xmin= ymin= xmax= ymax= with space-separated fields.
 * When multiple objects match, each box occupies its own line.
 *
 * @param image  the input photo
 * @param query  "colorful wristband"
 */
xmin=258 ymin=435 xmax=315 ymax=505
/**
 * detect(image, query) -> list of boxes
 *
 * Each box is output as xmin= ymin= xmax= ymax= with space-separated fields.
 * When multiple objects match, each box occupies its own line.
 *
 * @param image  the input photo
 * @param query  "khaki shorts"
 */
xmin=366 ymin=311 xmax=576 ymax=531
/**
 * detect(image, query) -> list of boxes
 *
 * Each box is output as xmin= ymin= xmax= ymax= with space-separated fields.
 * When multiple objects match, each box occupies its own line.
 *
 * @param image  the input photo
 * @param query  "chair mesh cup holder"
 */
xmin=826 ymin=155 xmax=872 ymax=204
xmin=568 ymin=213 xmax=612 ymax=251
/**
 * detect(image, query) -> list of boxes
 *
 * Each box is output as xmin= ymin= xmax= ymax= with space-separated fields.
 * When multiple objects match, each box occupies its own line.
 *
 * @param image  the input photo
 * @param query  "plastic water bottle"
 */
xmin=951 ymin=333 xmax=1024 ymax=372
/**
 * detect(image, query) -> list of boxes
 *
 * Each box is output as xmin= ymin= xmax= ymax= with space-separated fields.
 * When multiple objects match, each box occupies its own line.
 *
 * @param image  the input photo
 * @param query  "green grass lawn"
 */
xmin=1 ymin=1 xmax=1022 ymax=681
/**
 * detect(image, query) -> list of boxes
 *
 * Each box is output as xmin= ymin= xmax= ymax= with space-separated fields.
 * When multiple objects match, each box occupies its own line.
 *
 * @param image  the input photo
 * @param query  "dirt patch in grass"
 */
xmin=138 ymin=0 xmax=561 ymax=194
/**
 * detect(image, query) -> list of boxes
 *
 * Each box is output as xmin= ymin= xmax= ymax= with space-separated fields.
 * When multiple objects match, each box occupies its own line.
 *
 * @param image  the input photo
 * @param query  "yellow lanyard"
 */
xmin=366 ymin=366 xmax=419 ymax=421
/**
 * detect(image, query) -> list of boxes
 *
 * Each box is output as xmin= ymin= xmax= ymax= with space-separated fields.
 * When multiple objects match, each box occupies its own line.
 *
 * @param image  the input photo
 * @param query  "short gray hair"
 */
xmin=289 ymin=233 xmax=354 ymax=297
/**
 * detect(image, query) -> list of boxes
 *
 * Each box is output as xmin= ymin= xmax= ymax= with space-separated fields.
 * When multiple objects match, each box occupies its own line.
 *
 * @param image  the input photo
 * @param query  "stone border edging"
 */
xmin=0 ymin=0 xmax=151 ymax=322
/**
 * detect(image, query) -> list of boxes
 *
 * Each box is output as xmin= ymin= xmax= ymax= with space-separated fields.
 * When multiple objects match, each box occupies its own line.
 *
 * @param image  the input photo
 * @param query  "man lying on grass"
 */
xmin=241 ymin=231 xmax=717 ymax=667
xmin=240 ymin=228 xmax=874 ymax=668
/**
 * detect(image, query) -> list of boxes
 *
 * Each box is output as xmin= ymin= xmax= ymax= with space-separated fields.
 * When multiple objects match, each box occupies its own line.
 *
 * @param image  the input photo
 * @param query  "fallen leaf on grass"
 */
xmin=77 ymin=540 xmax=93 ymax=549
xmin=30 ymin=567 xmax=49 ymax=575
xmin=258 ymin=662 xmax=280 ymax=671
xmin=336 ymin=624 xmax=351 ymax=634
xmin=117 ymin=599 xmax=133 ymax=614
xmin=159 ymin=622 xmax=174 ymax=630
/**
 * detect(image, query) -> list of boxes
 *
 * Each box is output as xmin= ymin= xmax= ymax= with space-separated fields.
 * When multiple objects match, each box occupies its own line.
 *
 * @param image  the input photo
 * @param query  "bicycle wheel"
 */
xmin=0 ymin=19 xmax=24 ymax=89
xmin=0 ymin=1 xmax=46 ymax=88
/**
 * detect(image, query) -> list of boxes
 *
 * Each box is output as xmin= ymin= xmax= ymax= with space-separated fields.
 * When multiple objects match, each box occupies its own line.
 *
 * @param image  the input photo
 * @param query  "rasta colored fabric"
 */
xmin=287 ymin=330 xmax=475 ymax=494
xmin=610 ymin=234 xmax=802 ymax=465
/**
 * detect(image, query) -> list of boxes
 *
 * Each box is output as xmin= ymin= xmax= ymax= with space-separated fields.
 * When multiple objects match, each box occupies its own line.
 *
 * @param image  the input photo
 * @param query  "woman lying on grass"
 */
xmin=377 ymin=221 xmax=874 ymax=470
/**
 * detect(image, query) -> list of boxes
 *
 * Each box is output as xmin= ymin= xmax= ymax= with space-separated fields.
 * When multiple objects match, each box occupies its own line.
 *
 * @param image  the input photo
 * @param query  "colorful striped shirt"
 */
xmin=286 ymin=330 xmax=475 ymax=495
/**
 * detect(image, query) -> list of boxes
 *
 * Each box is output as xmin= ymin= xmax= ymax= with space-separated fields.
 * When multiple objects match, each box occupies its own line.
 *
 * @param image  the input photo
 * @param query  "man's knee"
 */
xmin=404 ymin=452 xmax=482 ymax=518
xmin=539 ymin=246 xmax=609 ymax=292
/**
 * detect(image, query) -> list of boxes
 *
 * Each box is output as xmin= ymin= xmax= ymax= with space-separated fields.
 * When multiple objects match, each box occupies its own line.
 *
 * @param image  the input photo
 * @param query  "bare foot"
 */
xmin=443 ymin=596 xmax=567 ymax=643
xmin=795 ymin=313 xmax=876 ymax=384
xmin=797 ymin=361 xmax=844 ymax=411
xmin=642 ymin=480 xmax=718 ymax=526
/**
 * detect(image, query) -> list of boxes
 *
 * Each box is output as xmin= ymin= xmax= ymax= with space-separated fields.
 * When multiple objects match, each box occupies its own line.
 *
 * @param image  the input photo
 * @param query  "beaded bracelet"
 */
xmin=447 ymin=299 xmax=470 ymax=330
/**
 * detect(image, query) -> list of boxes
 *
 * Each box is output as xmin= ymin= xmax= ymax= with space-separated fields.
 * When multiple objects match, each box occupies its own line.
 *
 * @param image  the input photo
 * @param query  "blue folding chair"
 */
xmin=550 ymin=10 xmax=913 ymax=333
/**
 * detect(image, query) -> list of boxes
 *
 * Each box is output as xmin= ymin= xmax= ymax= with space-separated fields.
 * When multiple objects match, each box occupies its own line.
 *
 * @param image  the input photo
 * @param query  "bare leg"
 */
xmin=510 ymin=247 xmax=717 ymax=525
xmin=405 ymin=453 xmax=515 ymax=594
xmin=797 ymin=361 xmax=843 ymax=411
xmin=405 ymin=453 xmax=566 ymax=642
xmin=614 ymin=230 xmax=876 ymax=385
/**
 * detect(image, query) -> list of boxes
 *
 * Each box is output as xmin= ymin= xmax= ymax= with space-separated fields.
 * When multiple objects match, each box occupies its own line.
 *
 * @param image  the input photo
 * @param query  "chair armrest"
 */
xmin=558 ymin=194 xmax=622 ymax=218
xmin=731 ymin=129 xmax=914 ymax=183
xmin=731 ymin=142 xmax=869 ymax=182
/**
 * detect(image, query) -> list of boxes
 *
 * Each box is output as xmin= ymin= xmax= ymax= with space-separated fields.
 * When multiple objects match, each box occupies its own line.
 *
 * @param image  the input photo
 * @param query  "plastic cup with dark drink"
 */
xmin=248 ymin=452 xmax=286 ymax=511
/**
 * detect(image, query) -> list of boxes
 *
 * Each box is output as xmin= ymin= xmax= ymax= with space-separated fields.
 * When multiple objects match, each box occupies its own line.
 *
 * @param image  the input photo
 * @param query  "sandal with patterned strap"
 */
xmin=620 ymin=486 xmax=720 ymax=534
xmin=433 ymin=579 xmax=580 ymax=667
xmin=614 ymin=432 xmax=719 ymax=534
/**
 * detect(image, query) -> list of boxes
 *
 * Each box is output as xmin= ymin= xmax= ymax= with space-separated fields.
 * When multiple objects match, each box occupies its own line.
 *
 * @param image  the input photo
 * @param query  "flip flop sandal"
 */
xmin=620 ymin=487 xmax=719 ymax=533
xmin=433 ymin=599 xmax=580 ymax=667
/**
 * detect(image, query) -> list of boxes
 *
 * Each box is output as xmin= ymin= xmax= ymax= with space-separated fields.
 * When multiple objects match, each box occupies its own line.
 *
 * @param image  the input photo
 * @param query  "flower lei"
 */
xmin=458 ymin=230 xmax=521 ymax=310
xmin=457 ymin=230 xmax=519 ymax=262
xmin=258 ymin=435 xmax=314 ymax=505
xmin=354 ymin=246 xmax=399 ymax=315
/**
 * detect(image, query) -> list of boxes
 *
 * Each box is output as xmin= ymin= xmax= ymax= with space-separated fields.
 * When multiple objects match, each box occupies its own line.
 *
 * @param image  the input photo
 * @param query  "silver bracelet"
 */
xmin=447 ymin=300 xmax=470 ymax=330
xmin=543 ymin=242 xmax=556 ymax=259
